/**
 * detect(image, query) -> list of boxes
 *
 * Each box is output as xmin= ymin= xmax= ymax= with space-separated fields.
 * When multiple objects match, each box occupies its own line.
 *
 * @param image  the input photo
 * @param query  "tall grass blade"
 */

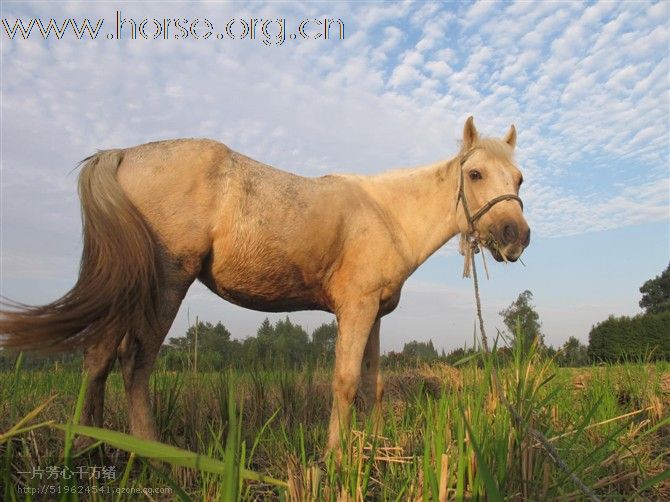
xmin=141 ymin=458 xmax=192 ymax=502
xmin=459 ymin=404 xmax=503 ymax=502
xmin=634 ymin=467 xmax=670 ymax=495
xmin=223 ymin=375 xmax=239 ymax=501
xmin=115 ymin=452 xmax=136 ymax=502
xmin=51 ymin=424 xmax=288 ymax=488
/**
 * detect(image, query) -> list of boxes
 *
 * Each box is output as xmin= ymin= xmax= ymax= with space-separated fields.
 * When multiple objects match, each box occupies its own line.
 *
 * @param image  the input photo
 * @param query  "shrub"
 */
xmin=588 ymin=311 xmax=670 ymax=362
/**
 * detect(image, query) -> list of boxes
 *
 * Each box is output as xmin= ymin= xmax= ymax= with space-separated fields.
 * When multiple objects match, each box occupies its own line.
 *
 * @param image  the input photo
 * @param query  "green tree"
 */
xmin=169 ymin=320 xmax=231 ymax=352
xmin=557 ymin=336 xmax=589 ymax=367
xmin=242 ymin=336 xmax=261 ymax=366
xmin=639 ymin=262 xmax=670 ymax=314
xmin=253 ymin=317 xmax=275 ymax=365
xmin=499 ymin=290 xmax=544 ymax=352
xmin=273 ymin=316 xmax=310 ymax=367
xmin=588 ymin=312 xmax=670 ymax=362
xmin=311 ymin=320 xmax=337 ymax=365
xmin=189 ymin=321 xmax=231 ymax=354
xmin=402 ymin=339 xmax=438 ymax=361
xmin=257 ymin=317 xmax=274 ymax=339
xmin=167 ymin=320 xmax=233 ymax=370
xmin=247 ymin=316 xmax=312 ymax=368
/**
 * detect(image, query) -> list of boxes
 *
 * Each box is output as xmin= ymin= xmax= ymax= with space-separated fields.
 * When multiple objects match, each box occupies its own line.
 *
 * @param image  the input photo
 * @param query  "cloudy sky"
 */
xmin=1 ymin=1 xmax=668 ymax=353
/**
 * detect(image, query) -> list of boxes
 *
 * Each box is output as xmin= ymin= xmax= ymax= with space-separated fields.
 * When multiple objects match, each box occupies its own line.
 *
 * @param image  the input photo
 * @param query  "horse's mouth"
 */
xmin=487 ymin=245 xmax=518 ymax=263
xmin=488 ymin=247 xmax=504 ymax=262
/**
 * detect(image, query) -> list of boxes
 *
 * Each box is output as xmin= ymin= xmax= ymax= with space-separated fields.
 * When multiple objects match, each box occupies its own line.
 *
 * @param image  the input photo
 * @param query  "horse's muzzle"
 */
xmin=491 ymin=221 xmax=530 ymax=262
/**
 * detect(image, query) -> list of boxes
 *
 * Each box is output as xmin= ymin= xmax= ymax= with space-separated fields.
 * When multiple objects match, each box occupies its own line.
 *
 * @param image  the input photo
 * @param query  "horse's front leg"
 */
xmin=327 ymin=298 xmax=379 ymax=452
xmin=361 ymin=318 xmax=384 ymax=431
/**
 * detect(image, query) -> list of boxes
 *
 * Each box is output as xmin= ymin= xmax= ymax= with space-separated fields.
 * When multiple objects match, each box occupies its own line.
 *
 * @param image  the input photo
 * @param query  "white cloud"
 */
xmin=462 ymin=1 xmax=497 ymax=28
xmin=389 ymin=61 xmax=424 ymax=88
xmin=524 ymin=179 xmax=669 ymax=237
xmin=378 ymin=25 xmax=404 ymax=54
xmin=425 ymin=60 xmax=452 ymax=78
xmin=410 ymin=2 xmax=442 ymax=27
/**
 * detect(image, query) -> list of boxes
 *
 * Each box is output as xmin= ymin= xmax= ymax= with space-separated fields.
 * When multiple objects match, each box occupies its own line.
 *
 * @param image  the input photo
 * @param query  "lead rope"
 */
xmin=467 ymin=237 xmax=600 ymax=501
xmin=457 ymin=155 xmax=600 ymax=501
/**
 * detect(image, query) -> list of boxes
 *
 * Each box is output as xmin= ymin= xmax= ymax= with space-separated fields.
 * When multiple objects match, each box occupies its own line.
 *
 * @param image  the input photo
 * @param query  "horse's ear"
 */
xmin=504 ymin=124 xmax=517 ymax=149
xmin=463 ymin=116 xmax=479 ymax=150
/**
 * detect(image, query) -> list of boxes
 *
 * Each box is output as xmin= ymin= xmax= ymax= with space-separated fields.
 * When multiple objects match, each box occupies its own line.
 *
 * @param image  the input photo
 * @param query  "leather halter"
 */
xmin=456 ymin=148 xmax=524 ymax=235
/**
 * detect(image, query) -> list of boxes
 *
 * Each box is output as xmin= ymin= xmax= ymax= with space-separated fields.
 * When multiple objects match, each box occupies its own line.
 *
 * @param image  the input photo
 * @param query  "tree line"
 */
xmin=160 ymin=316 xmax=337 ymax=371
xmin=481 ymin=263 xmax=670 ymax=364
xmin=386 ymin=261 xmax=668 ymax=367
xmin=588 ymin=263 xmax=670 ymax=362
xmin=1 ymin=263 xmax=667 ymax=371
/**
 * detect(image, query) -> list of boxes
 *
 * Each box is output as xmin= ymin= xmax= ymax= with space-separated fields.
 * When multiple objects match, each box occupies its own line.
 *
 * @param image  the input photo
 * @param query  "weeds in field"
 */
xmin=1 ymin=347 xmax=668 ymax=500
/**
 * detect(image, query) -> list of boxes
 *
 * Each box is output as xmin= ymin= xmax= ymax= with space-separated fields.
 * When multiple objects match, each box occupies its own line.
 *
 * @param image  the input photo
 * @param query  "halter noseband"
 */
xmin=456 ymin=148 xmax=524 ymax=235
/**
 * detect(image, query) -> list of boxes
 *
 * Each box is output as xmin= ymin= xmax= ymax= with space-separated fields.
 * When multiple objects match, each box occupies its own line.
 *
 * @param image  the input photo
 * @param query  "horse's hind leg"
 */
xmin=117 ymin=278 xmax=191 ymax=441
xmin=81 ymin=339 xmax=119 ymax=426
xmin=75 ymin=331 xmax=125 ymax=449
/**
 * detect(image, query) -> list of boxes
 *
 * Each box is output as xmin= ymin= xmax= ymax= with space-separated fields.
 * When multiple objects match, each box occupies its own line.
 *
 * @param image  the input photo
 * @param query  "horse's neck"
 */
xmin=364 ymin=158 xmax=461 ymax=269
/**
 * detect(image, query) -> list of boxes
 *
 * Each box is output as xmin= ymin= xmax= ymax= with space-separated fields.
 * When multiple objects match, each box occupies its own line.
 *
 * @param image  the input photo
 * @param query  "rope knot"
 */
xmin=460 ymin=232 xmax=480 ymax=278
xmin=460 ymin=231 xmax=490 ymax=279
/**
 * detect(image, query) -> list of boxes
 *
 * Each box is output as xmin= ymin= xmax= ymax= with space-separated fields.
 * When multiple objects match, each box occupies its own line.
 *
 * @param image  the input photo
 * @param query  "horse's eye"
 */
xmin=469 ymin=170 xmax=482 ymax=181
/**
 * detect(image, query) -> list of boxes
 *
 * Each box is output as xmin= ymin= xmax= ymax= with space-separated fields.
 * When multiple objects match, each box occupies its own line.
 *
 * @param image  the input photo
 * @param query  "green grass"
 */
xmin=1 ymin=352 xmax=668 ymax=500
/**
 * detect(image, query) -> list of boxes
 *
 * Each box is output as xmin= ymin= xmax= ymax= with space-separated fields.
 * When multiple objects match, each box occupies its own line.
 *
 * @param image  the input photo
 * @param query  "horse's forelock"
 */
xmin=460 ymin=137 xmax=514 ymax=162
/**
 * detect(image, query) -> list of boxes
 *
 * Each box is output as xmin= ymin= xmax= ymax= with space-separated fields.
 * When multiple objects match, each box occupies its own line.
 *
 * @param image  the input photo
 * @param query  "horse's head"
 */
xmin=456 ymin=116 xmax=530 ymax=262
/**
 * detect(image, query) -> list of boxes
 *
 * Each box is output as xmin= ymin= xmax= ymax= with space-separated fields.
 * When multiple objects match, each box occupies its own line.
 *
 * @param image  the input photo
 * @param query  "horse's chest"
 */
xmin=379 ymin=288 xmax=402 ymax=315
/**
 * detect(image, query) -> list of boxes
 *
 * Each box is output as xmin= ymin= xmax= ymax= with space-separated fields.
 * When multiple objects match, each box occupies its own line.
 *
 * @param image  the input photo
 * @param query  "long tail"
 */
xmin=0 ymin=150 xmax=161 ymax=352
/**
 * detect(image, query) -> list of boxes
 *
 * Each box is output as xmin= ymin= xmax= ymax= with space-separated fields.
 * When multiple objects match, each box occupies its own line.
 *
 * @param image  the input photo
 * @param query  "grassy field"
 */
xmin=1 ymin=347 xmax=669 ymax=500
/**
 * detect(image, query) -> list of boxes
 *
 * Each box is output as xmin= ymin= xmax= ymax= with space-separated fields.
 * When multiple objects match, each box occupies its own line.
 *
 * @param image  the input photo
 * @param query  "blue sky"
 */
xmin=1 ymin=1 xmax=668 ymax=352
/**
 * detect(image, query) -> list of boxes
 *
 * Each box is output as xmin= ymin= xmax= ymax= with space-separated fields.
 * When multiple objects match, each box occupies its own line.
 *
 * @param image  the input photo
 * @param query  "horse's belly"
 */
xmin=198 ymin=250 xmax=329 ymax=313
xmin=214 ymin=287 xmax=325 ymax=312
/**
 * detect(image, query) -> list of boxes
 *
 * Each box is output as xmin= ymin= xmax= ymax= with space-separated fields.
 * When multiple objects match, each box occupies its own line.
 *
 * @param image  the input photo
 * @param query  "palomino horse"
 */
xmin=0 ymin=117 xmax=529 ymax=450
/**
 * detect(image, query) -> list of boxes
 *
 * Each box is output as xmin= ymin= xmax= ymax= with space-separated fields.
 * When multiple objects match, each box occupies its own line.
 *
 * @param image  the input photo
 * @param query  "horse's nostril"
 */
xmin=502 ymin=224 xmax=518 ymax=245
xmin=522 ymin=228 xmax=531 ymax=247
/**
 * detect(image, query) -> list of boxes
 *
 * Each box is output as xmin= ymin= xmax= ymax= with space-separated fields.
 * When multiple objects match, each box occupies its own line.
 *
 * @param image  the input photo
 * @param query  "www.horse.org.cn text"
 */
xmin=1 ymin=11 xmax=345 ymax=46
